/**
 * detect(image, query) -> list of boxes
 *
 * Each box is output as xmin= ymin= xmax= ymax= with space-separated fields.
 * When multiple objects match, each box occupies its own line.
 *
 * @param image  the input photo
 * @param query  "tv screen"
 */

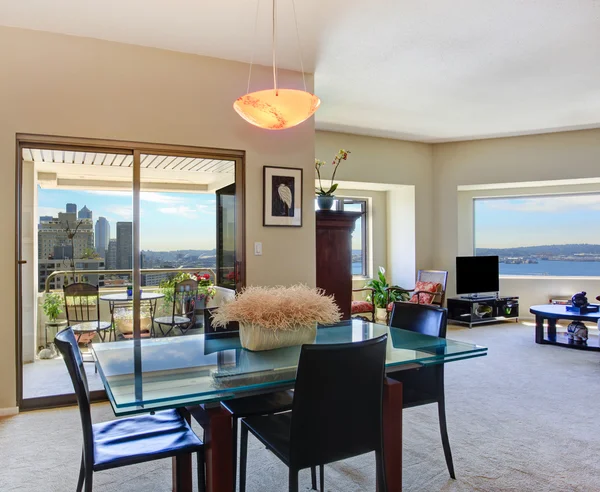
xmin=456 ymin=256 xmax=499 ymax=295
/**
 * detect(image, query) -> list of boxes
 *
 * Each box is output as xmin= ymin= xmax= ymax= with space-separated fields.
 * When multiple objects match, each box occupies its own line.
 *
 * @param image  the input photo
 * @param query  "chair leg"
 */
xmin=438 ymin=397 xmax=456 ymax=479
xmin=197 ymin=450 xmax=205 ymax=492
xmin=311 ymin=466 xmax=317 ymax=490
xmin=375 ymin=450 xmax=387 ymax=492
xmin=288 ymin=468 xmax=299 ymax=492
xmin=76 ymin=452 xmax=85 ymax=492
xmin=319 ymin=465 xmax=324 ymax=491
xmin=239 ymin=423 xmax=249 ymax=492
xmin=232 ymin=418 xmax=238 ymax=492
xmin=84 ymin=465 xmax=93 ymax=492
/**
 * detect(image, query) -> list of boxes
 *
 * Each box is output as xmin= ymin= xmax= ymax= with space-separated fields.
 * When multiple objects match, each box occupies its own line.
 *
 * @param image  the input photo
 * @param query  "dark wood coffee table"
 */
xmin=530 ymin=304 xmax=600 ymax=351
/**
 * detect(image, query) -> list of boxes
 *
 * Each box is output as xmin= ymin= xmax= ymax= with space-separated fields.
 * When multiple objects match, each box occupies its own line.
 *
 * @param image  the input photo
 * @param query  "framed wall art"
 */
xmin=263 ymin=166 xmax=303 ymax=227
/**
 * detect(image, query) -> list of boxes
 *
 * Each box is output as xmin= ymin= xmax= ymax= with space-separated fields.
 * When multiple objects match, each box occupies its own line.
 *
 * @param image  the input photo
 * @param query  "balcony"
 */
xmin=24 ymin=267 xmax=234 ymax=400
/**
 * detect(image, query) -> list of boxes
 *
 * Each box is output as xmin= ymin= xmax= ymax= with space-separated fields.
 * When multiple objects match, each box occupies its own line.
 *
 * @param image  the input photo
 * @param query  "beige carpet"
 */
xmin=1 ymin=322 xmax=600 ymax=491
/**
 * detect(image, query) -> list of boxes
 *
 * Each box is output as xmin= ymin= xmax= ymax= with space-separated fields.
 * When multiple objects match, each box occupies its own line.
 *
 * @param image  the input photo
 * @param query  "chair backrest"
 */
xmin=171 ymin=278 xmax=199 ymax=321
xmin=204 ymin=307 xmax=239 ymax=335
xmin=289 ymin=334 xmax=388 ymax=469
xmin=388 ymin=301 xmax=448 ymax=338
xmin=54 ymin=328 xmax=94 ymax=462
xmin=63 ymin=282 xmax=101 ymax=325
xmin=417 ymin=270 xmax=448 ymax=306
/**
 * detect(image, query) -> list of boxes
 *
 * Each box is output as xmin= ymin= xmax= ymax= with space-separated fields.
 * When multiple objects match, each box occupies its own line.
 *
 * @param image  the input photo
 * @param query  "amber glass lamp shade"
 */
xmin=233 ymin=88 xmax=321 ymax=130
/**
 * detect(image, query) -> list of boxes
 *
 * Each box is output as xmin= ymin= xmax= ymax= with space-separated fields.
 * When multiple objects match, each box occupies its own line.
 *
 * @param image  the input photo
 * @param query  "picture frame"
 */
xmin=263 ymin=166 xmax=303 ymax=227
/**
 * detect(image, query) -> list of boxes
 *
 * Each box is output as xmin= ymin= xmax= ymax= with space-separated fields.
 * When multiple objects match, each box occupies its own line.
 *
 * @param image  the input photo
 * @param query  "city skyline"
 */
xmin=474 ymin=194 xmax=600 ymax=248
xmin=38 ymin=188 xmax=217 ymax=250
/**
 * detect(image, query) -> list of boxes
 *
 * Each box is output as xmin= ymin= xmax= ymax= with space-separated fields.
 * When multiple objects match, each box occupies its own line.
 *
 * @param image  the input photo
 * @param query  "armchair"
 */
xmin=351 ymin=287 xmax=375 ymax=321
xmin=385 ymin=270 xmax=448 ymax=323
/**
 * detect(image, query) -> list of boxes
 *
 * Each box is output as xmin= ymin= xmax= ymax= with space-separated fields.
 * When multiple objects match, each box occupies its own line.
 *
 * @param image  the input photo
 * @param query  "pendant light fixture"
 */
xmin=234 ymin=0 xmax=321 ymax=130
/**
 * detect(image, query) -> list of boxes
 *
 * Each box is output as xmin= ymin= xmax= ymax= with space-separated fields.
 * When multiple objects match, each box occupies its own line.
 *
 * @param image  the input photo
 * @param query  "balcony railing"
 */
xmin=44 ymin=267 xmax=216 ymax=293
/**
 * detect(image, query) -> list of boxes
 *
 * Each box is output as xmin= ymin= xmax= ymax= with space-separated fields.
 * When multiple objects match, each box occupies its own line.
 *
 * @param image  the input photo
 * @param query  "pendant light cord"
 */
xmin=272 ymin=0 xmax=278 ymax=94
xmin=246 ymin=0 xmax=308 ymax=96
xmin=246 ymin=0 xmax=261 ymax=95
xmin=290 ymin=0 xmax=308 ymax=92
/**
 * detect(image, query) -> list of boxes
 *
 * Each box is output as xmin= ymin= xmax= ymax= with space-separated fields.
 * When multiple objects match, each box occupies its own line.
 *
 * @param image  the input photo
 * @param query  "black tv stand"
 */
xmin=448 ymin=296 xmax=519 ymax=328
xmin=460 ymin=295 xmax=496 ymax=301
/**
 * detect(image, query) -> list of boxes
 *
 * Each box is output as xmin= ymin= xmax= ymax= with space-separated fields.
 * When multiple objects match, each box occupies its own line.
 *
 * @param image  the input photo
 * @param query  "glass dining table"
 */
xmin=92 ymin=319 xmax=487 ymax=492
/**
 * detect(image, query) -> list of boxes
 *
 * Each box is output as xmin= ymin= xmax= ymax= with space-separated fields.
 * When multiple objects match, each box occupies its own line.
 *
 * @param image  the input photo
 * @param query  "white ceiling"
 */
xmin=3 ymin=0 xmax=600 ymax=142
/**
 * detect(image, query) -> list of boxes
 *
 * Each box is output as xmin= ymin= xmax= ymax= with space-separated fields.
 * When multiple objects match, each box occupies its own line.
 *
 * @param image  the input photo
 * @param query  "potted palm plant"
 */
xmin=365 ymin=267 xmax=410 ymax=321
xmin=211 ymin=285 xmax=341 ymax=351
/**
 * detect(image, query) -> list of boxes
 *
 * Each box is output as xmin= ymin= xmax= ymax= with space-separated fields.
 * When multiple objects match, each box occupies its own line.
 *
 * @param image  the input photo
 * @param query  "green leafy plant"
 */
xmin=158 ymin=271 xmax=216 ymax=315
xmin=42 ymin=292 xmax=63 ymax=322
xmin=365 ymin=267 xmax=410 ymax=309
xmin=315 ymin=149 xmax=350 ymax=196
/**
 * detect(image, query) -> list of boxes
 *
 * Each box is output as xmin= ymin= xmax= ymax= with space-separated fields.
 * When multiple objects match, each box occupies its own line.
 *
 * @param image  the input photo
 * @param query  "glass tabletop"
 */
xmin=100 ymin=292 xmax=164 ymax=301
xmin=92 ymin=319 xmax=487 ymax=416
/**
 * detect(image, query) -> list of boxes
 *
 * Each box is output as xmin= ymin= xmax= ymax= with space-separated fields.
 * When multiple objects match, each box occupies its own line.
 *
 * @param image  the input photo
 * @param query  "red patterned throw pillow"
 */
xmin=351 ymin=300 xmax=374 ymax=314
xmin=409 ymin=281 xmax=440 ymax=304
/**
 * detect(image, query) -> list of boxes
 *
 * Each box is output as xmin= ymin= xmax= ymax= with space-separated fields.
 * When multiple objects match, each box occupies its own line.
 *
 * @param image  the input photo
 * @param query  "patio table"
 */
xmin=92 ymin=319 xmax=487 ymax=492
xmin=99 ymin=291 xmax=164 ymax=339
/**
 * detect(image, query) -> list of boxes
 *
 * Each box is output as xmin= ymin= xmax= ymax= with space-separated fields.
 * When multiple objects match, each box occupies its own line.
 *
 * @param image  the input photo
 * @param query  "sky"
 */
xmin=474 ymin=194 xmax=600 ymax=248
xmin=38 ymin=188 xmax=217 ymax=251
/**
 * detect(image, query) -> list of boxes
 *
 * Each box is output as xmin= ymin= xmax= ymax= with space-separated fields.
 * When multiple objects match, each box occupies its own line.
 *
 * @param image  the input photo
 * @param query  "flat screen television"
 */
xmin=456 ymin=256 xmax=499 ymax=295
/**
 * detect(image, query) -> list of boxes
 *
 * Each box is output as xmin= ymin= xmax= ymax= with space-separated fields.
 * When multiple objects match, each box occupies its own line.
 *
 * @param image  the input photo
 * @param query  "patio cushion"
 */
xmin=409 ymin=281 xmax=440 ymax=304
xmin=351 ymin=300 xmax=374 ymax=314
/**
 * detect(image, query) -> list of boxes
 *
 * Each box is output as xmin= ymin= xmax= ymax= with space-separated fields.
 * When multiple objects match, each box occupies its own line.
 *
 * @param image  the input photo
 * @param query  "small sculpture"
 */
xmin=571 ymin=291 xmax=589 ymax=308
xmin=38 ymin=342 xmax=57 ymax=359
xmin=567 ymin=321 xmax=588 ymax=342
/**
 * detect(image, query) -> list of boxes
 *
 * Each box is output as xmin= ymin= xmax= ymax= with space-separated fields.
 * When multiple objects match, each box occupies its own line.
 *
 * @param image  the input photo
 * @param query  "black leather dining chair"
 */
xmin=239 ymin=335 xmax=388 ymax=492
xmin=388 ymin=301 xmax=456 ymax=479
xmin=202 ymin=308 xmax=308 ymax=490
xmin=54 ymin=328 xmax=206 ymax=492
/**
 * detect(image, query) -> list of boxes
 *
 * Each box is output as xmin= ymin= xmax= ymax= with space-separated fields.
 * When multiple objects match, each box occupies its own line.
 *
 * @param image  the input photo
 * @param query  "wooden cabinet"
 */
xmin=316 ymin=211 xmax=362 ymax=320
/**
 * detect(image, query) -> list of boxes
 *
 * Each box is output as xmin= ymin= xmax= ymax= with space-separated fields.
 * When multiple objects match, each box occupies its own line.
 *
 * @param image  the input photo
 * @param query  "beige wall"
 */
xmin=0 ymin=27 xmax=316 ymax=409
xmin=433 ymin=129 xmax=600 ymax=306
xmin=315 ymin=131 xmax=434 ymax=280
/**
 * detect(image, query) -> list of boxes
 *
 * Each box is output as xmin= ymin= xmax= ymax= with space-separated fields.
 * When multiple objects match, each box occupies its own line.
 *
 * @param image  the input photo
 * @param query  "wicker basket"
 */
xmin=239 ymin=322 xmax=317 ymax=351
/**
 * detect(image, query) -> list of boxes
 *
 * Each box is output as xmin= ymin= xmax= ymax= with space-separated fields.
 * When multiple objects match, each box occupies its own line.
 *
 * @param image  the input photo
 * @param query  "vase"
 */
xmin=239 ymin=322 xmax=317 ymax=351
xmin=376 ymin=307 xmax=387 ymax=322
xmin=317 ymin=195 xmax=335 ymax=210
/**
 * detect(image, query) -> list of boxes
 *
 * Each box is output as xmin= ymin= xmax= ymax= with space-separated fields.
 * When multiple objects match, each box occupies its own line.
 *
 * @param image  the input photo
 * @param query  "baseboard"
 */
xmin=0 ymin=407 xmax=19 ymax=417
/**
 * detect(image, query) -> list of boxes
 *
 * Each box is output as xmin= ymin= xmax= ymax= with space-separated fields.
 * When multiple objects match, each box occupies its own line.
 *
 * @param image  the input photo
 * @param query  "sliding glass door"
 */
xmin=17 ymin=136 xmax=245 ymax=409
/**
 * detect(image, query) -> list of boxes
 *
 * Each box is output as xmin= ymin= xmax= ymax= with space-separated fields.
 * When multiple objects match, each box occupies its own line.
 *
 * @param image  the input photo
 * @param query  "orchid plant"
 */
xmin=315 ymin=149 xmax=350 ymax=196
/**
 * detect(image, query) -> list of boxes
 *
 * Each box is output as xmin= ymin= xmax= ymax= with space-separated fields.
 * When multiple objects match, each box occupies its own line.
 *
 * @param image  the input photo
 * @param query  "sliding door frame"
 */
xmin=16 ymin=133 xmax=246 ymax=410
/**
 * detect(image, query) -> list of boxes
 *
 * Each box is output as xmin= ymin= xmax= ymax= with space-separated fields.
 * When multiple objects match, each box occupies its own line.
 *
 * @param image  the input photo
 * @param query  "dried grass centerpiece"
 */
xmin=211 ymin=285 xmax=341 ymax=351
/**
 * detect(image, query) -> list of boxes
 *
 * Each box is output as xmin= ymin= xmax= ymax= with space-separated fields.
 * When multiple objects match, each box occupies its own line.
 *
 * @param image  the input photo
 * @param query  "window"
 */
xmin=316 ymin=197 xmax=368 ymax=276
xmin=474 ymin=193 xmax=600 ymax=277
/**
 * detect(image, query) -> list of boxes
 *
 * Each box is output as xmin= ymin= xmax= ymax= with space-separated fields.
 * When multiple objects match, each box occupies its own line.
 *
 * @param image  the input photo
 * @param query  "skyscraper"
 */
xmin=95 ymin=217 xmax=110 ymax=258
xmin=38 ymin=212 xmax=93 ymax=260
xmin=116 ymin=222 xmax=133 ymax=270
xmin=78 ymin=205 xmax=92 ymax=220
xmin=106 ymin=239 xmax=117 ymax=270
xmin=66 ymin=203 xmax=77 ymax=214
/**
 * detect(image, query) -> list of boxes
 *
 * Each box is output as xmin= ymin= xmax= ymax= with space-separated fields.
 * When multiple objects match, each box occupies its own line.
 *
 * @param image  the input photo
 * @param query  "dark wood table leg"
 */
xmin=187 ymin=405 xmax=234 ymax=492
xmin=547 ymin=318 xmax=557 ymax=342
xmin=381 ymin=377 xmax=403 ymax=492
xmin=173 ymin=408 xmax=193 ymax=492
xmin=535 ymin=315 xmax=545 ymax=343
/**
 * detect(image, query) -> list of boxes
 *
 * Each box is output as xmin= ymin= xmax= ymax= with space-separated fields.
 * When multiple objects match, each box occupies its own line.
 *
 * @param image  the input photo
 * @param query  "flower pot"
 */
xmin=239 ymin=322 xmax=317 ymax=351
xmin=317 ymin=195 xmax=335 ymax=210
xmin=376 ymin=307 xmax=387 ymax=322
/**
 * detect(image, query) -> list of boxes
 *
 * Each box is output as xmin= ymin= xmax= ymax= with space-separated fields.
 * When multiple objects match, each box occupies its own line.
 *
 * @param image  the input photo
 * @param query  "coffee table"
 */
xmin=530 ymin=304 xmax=600 ymax=351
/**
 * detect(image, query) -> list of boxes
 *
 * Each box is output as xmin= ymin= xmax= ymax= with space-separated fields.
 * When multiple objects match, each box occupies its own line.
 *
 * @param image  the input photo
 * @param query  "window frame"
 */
xmin=472 ymin=192 xmax=600 ymax=278
xmin=338 ymin=198 xmax=368 ymax=277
